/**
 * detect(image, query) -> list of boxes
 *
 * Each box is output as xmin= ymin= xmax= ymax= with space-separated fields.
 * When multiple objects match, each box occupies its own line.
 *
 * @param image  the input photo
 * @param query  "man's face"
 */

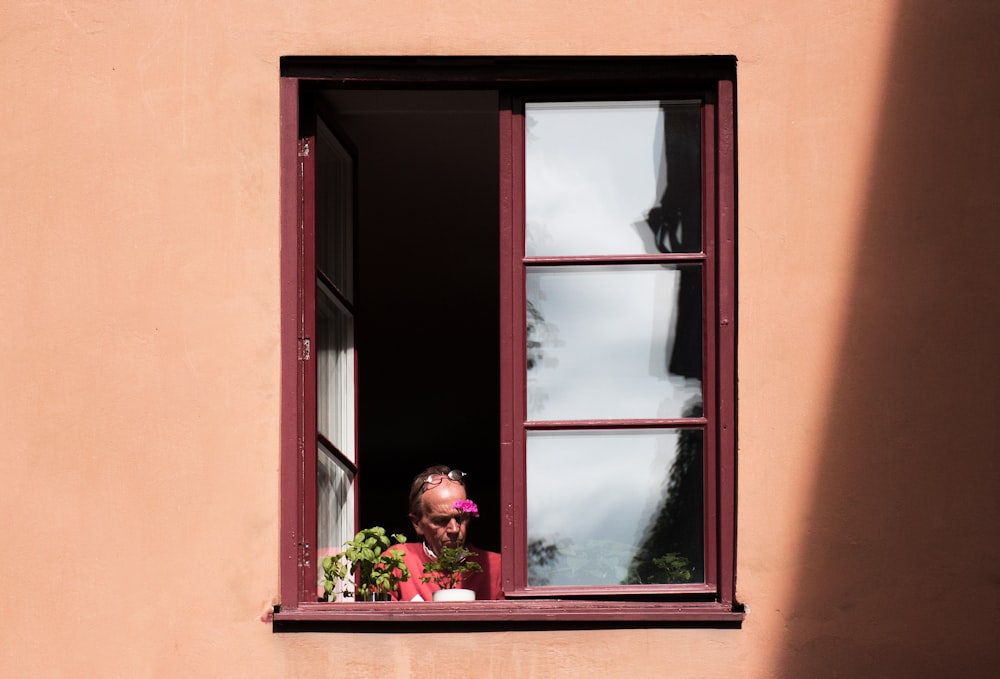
xmin=410 ymin=479 xmax=470 ymax=557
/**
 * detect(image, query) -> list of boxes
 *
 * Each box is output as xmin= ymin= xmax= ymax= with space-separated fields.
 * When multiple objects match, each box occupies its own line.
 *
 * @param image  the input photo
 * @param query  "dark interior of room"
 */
xmin=320 ymin=89 xmax=502 ymax=552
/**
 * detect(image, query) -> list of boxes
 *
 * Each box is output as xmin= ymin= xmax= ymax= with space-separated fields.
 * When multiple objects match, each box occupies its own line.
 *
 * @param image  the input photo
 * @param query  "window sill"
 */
xmin=272 ymin=599 xmax=744 ymax=630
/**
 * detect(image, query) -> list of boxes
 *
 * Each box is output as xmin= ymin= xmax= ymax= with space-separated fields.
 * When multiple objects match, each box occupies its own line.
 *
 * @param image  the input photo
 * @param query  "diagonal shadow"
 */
xmin=775 ymin=2 xmax=1000 ymax=675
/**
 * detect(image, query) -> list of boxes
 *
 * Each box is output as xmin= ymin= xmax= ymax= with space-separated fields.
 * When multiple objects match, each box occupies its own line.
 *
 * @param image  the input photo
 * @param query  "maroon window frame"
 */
xmin=277 ymin=57 xmax=740 ymax=626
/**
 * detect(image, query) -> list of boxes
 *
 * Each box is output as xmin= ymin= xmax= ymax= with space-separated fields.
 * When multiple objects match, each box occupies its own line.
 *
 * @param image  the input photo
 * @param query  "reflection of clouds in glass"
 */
xmin=525 ymin=219 xmax=552 ymax=254
xmin=526 ymin=102 xmax=664 ymax=257
xmin=527 ymin=266 xmax=701 ymax=420
xmin=527 ymin=430 xmax=679 ymax=585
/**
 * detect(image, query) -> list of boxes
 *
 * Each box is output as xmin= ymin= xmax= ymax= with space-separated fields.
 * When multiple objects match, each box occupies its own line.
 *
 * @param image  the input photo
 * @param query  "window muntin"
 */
xmin=278 ymin=58 xmax=738 ymax=623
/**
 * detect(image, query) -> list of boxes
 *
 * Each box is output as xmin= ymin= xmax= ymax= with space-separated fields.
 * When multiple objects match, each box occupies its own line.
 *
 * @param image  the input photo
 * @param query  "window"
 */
xmin=278 ymin=57 xmax=739 ymax=624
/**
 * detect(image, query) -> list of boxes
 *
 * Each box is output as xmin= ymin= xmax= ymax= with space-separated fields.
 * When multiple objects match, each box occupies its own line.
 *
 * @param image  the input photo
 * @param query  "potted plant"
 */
xmin=421 ymin=499 xmax=483 ymax=601
xmin=320 ymin=526 xmax=411 ymax=601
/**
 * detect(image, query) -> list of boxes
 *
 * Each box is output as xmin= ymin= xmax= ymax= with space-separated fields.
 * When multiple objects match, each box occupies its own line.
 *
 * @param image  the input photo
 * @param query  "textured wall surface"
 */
xmin=2 ymin=1 xmax=998 ymax=676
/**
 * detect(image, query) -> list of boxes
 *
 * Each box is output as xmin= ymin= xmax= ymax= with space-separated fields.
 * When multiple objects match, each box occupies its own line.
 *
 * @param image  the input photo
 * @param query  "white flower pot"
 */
xmin=432 ymin=588 xmax=476 ymax=602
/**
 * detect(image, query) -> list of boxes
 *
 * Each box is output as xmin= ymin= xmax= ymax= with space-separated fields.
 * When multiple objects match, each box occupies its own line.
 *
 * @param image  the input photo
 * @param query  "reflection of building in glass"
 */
xmin=646 ymin=105 xmax=703 ymax=379
xmin=624 ymin=105 xmax=706 ymax=584
xmin=625 ymin=401 xmax=705 ymax=584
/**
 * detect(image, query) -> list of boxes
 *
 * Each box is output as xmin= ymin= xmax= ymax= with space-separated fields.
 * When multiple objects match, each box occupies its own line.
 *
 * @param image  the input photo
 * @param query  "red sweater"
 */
xmin=387 ymin=542 xmax=502 ymax=601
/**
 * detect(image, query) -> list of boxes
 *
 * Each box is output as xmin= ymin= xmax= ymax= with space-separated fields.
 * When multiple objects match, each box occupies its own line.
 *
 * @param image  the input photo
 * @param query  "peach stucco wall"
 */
xmin=3 ymin=1 xmax=998 ymax=677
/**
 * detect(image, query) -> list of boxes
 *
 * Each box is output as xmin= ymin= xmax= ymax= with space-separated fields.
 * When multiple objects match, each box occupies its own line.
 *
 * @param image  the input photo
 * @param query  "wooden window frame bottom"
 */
xmin=273 ymin=600 xmax=744 ymax=628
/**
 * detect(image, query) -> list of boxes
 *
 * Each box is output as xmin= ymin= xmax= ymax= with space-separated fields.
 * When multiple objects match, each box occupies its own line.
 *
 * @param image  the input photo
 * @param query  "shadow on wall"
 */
xmin=777 ymin=2 xmax=1000 ymax=676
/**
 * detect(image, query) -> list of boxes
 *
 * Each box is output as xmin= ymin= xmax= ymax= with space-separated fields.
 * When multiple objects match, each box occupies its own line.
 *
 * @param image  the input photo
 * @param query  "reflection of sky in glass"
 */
xmin=317 ymin=442 xmax=354 ymax=554
xmin=527 ymin=430 xmax=682 ymax=586
xmin=526 ymin=101 xmax=665 ymax=257
xmin=317 ymin=285 xmax=356 ymax=460
xmin=527 ymin=265 xmax=702 ymax=420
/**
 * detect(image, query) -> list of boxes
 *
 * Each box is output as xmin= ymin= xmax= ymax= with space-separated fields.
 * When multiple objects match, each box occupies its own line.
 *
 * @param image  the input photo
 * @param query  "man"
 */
xmin=388 ymin=465 xmax=502 ymax=601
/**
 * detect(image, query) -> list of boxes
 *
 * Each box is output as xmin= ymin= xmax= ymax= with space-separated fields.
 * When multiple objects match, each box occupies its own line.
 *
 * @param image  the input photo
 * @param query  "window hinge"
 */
xmin=298 ymin=139 xmax=310 ymax=157
xmin=298 ymin=338 xmax=311 ymax=361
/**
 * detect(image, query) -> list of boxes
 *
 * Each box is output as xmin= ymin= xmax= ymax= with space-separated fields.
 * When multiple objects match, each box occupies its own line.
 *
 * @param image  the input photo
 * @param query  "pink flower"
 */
xmin=453 ymin=499 xmax=479 ymax=517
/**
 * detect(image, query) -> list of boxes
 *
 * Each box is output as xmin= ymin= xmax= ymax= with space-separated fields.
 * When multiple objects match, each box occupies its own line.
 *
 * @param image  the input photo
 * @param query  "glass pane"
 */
xmin=526 ymin=264 xmax=702 ymax=421
xmin=317 ymin=282 xmax=355 ymax=461
xmin=525 ymin=101 xmax=701 ymax=257
xmin=526 ymin=429 xmax=704 ymax=587
xmin=317 ymin=442 xmax=355 ymax=599
xmin=316 ymin=117 xmax=354 ymax=301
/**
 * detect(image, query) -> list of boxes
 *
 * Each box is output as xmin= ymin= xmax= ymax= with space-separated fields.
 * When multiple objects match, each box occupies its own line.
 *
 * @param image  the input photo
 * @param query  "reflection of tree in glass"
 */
xmin=624 ymin=399 xmax=704 ymax=585
xmin=649 ymin=553 xmax=694 ymax=583
xmin=526 ymin=280 xmax=562 ymax=416
xmin=526 ymin=299 xmax=547 ymax=371
xmin=526 ymin=537 xmax=562 ymax=586
xmin=529 ymin=536 xmax=637 ymax=586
